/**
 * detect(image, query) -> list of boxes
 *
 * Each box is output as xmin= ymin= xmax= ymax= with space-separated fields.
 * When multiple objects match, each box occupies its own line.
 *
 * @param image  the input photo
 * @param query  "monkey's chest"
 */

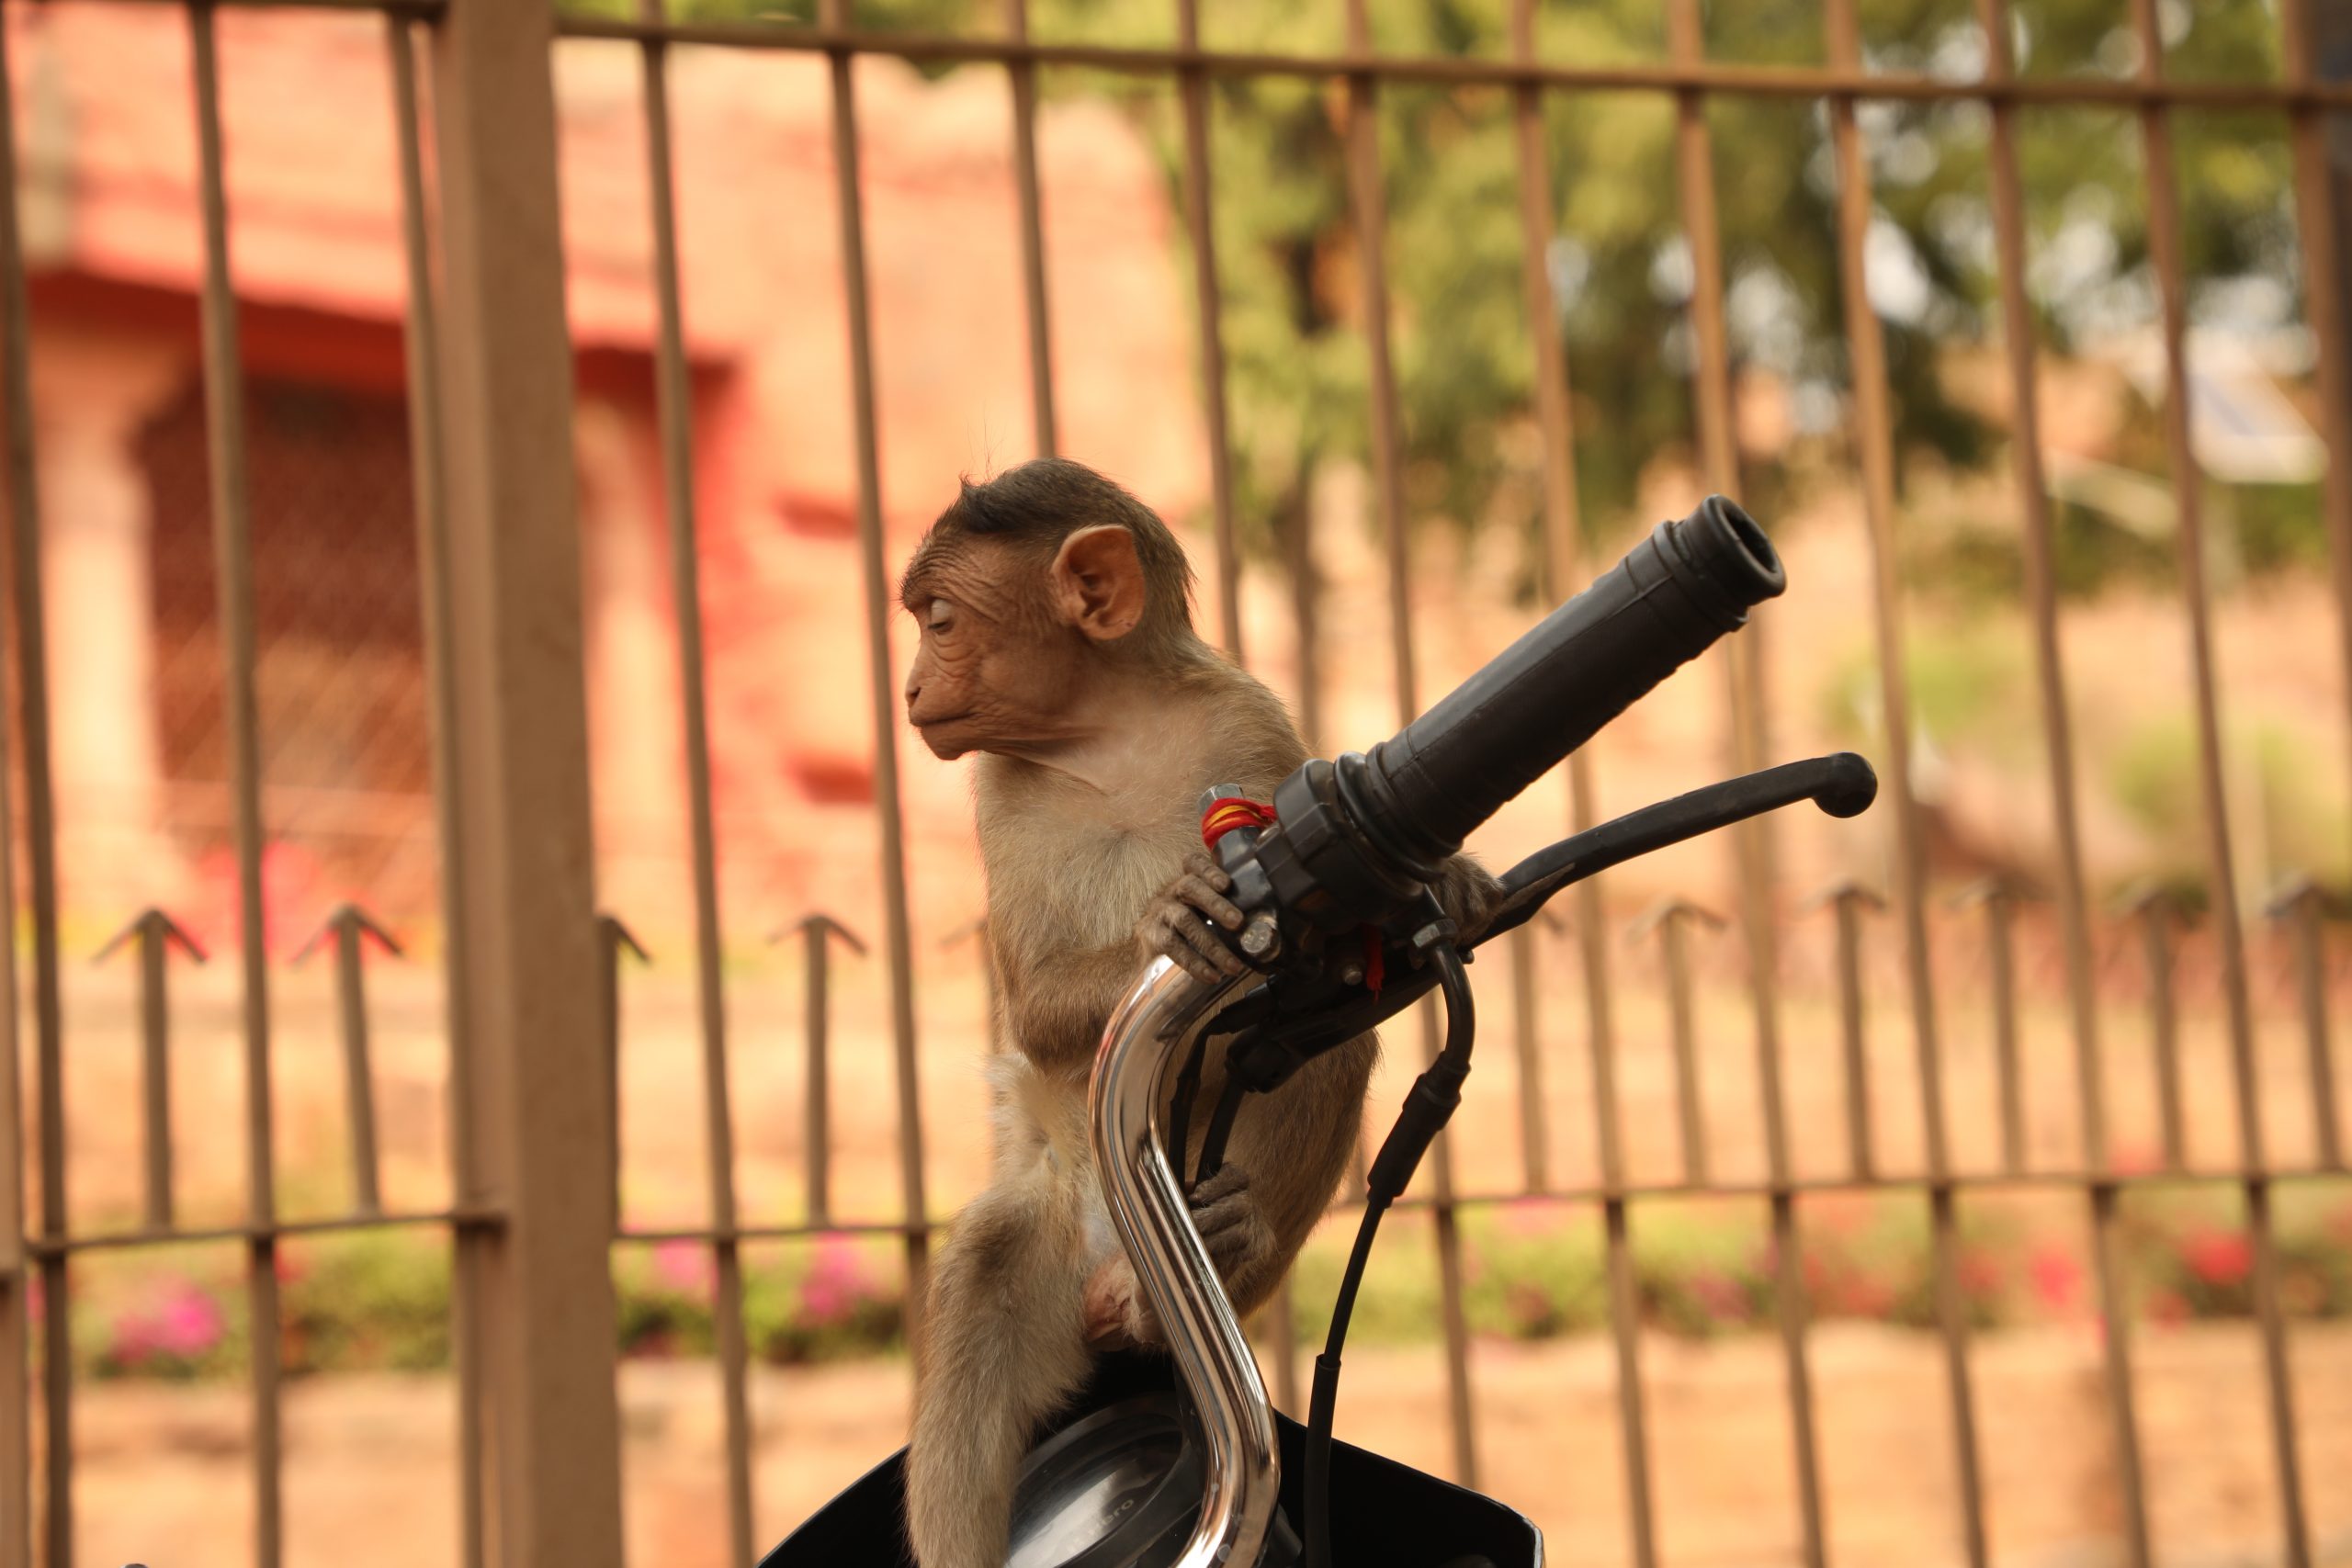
xmin=990 ymin=815 xmax=1182 ymax=951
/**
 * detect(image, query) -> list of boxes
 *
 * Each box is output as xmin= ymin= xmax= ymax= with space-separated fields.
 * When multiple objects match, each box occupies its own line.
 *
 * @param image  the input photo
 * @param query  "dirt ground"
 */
xmin=57 ymin=1320 xmax=2352 ymax=1568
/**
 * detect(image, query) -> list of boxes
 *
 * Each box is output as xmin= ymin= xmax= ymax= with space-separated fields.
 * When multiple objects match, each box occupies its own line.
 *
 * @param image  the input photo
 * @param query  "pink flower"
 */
xmin=2029 ymin=1244 xmax=2081 ymax=1315
xmin=2180 ymin=1228 xmax=2253 ymax=1290
xmin=111 ymin=1278 xmax=223 ymax=1366
xmin=153 ymin=1283 xmax=224 ymax=1357
xmin=651 ymin=1240 xmax=714 ymax=1296
xmin=799 ymin=1236 xmax=871 ymax=1326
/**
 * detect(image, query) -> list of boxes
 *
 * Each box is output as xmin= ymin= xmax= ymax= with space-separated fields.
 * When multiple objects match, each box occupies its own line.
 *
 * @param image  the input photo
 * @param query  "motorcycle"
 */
xmin=763 ymin=496 xmax=1877 ymax=1568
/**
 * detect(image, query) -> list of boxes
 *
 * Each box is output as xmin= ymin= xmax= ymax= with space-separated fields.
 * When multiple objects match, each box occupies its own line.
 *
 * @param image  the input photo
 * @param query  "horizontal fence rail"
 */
xmin=2 ymin=1 xmax=2349 ymax=1567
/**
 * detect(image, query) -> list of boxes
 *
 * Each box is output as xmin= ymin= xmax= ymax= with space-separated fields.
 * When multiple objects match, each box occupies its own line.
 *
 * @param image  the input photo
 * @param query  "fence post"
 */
xmin=427 ymin=0 xmax=625 ymax=1562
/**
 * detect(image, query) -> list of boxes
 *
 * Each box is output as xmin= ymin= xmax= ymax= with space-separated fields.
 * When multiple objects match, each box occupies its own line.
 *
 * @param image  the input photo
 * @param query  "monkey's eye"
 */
xmin=925 ymin=599 xmax=955 ymax=632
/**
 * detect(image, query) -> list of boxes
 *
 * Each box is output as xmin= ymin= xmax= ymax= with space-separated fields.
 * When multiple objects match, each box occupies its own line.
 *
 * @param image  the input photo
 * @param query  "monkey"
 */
xmin=896 ymin=457 xmax=1501 ymax=1568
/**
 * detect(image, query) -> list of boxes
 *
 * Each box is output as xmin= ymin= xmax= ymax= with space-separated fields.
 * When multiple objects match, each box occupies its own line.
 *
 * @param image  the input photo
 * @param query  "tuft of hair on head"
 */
xmin=905 ymin=457 xmax=1202 ymax=660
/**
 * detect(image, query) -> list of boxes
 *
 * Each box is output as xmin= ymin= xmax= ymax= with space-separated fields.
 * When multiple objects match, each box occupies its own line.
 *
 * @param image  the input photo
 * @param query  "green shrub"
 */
xmin=282 ymin=1232 xmax=452 ymax=1375
xmin=59 ymin=1188 xmax=2352 ymax=1381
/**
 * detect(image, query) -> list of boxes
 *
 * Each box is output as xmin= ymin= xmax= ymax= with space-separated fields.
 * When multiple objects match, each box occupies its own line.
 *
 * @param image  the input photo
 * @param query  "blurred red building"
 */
xmin=8 ymin=3 xmax=1205 ymax=938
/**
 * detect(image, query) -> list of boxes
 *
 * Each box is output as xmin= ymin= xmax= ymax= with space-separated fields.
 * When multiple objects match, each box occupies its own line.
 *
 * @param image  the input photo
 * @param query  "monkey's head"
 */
xmin=899 ymin=458 xmax=1199 ymax=761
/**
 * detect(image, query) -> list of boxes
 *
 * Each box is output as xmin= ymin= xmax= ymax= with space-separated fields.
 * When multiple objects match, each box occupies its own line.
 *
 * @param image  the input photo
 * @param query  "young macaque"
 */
xmin=898 ymin=458 xmax=1500 ymax=1568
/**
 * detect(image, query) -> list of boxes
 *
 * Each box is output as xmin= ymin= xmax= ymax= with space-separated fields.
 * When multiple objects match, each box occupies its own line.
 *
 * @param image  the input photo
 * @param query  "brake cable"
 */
xmin=1303 ymin=938 xmax=1474 ymax=1568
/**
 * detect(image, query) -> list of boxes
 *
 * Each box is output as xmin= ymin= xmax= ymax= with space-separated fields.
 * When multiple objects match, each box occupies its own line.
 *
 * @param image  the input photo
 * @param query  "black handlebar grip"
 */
xmin=1337 ymin=496 xmax=1785 ymax=874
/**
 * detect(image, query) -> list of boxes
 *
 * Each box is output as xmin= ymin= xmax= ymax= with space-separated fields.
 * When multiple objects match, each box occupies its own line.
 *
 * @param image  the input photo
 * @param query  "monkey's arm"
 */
xmin=1082 ymin=1032 xmax=1374 ymax=1346
xmin=1197 ymin=1034 xmax=1374 ymax=1318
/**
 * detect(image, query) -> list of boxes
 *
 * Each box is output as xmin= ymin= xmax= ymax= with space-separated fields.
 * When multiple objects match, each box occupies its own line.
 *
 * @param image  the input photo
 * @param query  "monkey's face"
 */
xmin=900 ymin=540 xmax=1081 ymax=761
xmin=899 ymin=527 xmax=1147 ymax=761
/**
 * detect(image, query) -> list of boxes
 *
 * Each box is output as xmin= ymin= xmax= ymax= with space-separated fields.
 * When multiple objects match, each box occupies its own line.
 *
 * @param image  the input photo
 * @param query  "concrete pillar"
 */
xmin=31 ymin=329 xmax=187 ymax=914
xmin=576 ymin=394 xmax=687 ymax=928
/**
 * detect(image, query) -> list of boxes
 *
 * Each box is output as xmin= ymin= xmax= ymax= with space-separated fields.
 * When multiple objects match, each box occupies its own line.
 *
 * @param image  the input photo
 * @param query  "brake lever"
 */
xmin=1476 ymin=750 xmax=1876 ymax=945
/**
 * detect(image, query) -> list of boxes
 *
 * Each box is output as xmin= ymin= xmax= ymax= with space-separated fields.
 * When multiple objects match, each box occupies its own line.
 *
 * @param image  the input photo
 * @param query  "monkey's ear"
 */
xmin=1049 ymin=525 xmax=1148 ymax=642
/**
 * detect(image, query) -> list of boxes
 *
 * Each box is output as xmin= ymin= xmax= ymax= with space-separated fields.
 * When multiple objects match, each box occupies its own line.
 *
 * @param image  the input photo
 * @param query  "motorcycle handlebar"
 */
xmin=1337 ymin=495 xmax=1784 ymax=876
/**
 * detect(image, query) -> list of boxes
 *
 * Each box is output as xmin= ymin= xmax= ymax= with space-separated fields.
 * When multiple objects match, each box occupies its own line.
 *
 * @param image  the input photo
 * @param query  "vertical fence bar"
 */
xmin=1173 ymin=2 xmax=1272 ymax=1372
xmin=136 ymin=921 xmax=175 ymax=1228
xmin=0 ymin=721 xmax=19 ymax=1568
xmin=2284 ymin=0 xmax=2352 ymax=1163
xmin=2126 ymin=4 xmax=2310 ymax=1555
xmin=1978 ymin=12 xmax=2157 ymax=1527
xmin=1823 ymin=882 xmax=1881 ymax=1179
xmin=1634 ymin=902 xmax=1720 ymax=1188
xmin=806 ymin=919 xmax=836 ymax=1227
xmin=1664 ymin=6 xmax=1825 ymax=1560
xmin=635 ymin=6 xmax=757 ymax=1556
xmin=1280 ymin=493 xmax=1323 ymax=751
xmin=1510 ymin=0 xmax=1611 ymax=1237
xmin=1172 ymin=1 xmax=1244 ymax=656
xmin=783 ymin=915 xmax=865 ymax=1227
xmin=1954 ymin=882 xmax=2028 ymax=1173
xmin=0 ymin=299 xmax=25 ymax=1567
xmin=1820 ymin=10 xmax=1985 ymax=1565
xmin=2280 ymin=0 xmax=2352 ymax=819
xmin=1507 ymin=926 xmax=1549 ymax=1193
xmin=187 ymin=10 xmax=286 ymax=1560
xmin=598 ymin=915 xmax=649 ymax=1236
xmin=2267 ymin=883 xmax=2340 ymax=1168
xmin=95 ymin=910 xmax=208 ymax=1231
xmin=1340 ymin=0 xmax=1476 ymax=1486
xmin=2129 ymin=890 xmax=2190 ymax=1168
xmin=820 ymin=0 xmax=933 ymax=1347
xmin=333 ymin=915 xmax=386 ymax=1214
xmin=382 ymin=17 xmax=492 ymax=1562
xmin=1264 ymin=1279 xmax=1300 ymax=1418
xmin=430 ymin=0 xmax=628 ymax=1550
xmin=1002 ymin=0 xmax=1057 ymax=457
xmin=1677 ymin=38 xmax=1816 ymax=1518
xmin=294 ymin=907 xmax=398 ymax=1217
xmin=1174 ymin=0 xmax=1243 ymax=659
xmin=0 ymin=7 xmax=68 ymax=1560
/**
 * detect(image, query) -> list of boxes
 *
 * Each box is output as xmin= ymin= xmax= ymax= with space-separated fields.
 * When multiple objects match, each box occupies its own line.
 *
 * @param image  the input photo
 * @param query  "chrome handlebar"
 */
xmin=1088 ymin=957 xmax=1280 ymax=1568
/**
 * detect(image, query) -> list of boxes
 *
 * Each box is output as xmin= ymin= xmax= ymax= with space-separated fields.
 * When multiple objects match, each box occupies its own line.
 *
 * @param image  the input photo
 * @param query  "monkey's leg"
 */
xmin=906 ymin=1176 xmax=1095 ymax=1568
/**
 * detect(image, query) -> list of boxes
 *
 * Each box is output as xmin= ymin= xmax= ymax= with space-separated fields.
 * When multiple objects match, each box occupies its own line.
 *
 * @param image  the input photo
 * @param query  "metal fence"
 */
xmin=2 ymin=2 xmax=2350 ymax=1568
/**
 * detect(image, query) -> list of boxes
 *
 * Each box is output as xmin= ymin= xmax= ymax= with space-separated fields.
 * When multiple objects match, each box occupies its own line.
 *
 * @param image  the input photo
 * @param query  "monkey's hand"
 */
xmin=1080 ymin=1166 xmax=1275 ymax=1350
xmin=1135 ymin=850 xmax=1250 ymax=986
xmin=1432 ymin=854 xmax=1508 ymax=946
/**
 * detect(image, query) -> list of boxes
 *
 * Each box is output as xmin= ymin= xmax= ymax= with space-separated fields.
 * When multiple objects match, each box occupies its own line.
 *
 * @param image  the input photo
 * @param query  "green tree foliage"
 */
xmin=644 ymin=0 xmax=2308 ymax=585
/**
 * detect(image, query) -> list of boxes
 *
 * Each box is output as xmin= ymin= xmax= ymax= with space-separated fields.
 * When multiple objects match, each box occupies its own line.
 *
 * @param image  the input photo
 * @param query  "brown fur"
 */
xmin=898 ymin=459 xmax=1497 ymax=1568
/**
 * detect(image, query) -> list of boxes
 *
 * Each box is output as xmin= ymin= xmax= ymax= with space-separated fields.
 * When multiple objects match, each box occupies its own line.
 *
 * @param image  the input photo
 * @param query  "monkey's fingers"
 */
xmin=1182 ymin=848 xmax=1232 ymax=886
xmin=1187 ymin=1168 xmax=1270 ymax=1277
xmin=1146 ymin=903 xmax=1247 ymax=983
xmin=1188 ymin=1163 xmax=1251 ymax=1210
xmin=1170 ymin=871 xmax=1246 ymax=932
